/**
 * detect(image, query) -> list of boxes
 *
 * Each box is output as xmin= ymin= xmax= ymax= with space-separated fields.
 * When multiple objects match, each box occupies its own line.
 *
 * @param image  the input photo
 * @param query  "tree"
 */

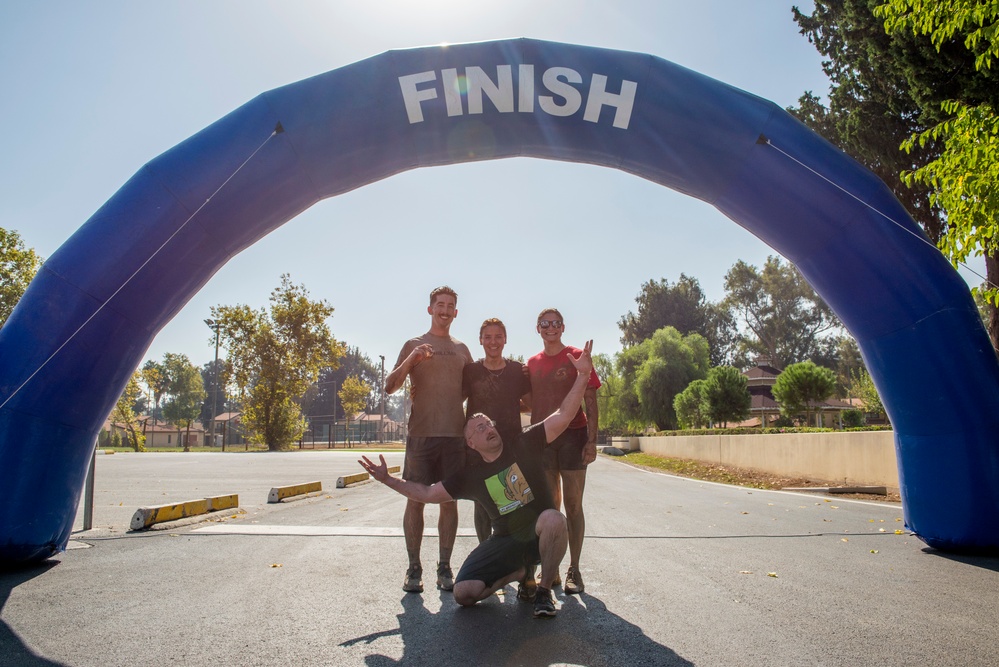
xmin=772 ymin=361 xmax=837 ymax=426
xmin=809 ymin=334 xmax=868 ymax=397
xmin=723 ymin=256 xmax=841 ymax=369
xmin=161 ymin=353 xmax=206 ymax=452
xmin=0 ymin=228 xmax=42 ymax=327
xmin=141 ymin=360 xmax=169 ymax=422
xmin=673 ymin=379 xmax=710 ymax=429
xmin=618 ymin=274 xmax=735 ymax=365
xmin=593 ymin=353 xmax=629 ymax=432
xmin=212 ymin=275 xmax=345 ymax=450
xmin=791 ymin=0 xmax=999 ymax=353
xmin=879 ymin=0 xmax=999 ymax=353
xmin=199 ymin=359 xmax=227 ymax=429
xmin=790 ymin=0 xmax=996 ymax=241
xmin=877 ymin=1 xmax=999 ymax=72
xmin=339 ymin=375 xmax=371 ymax=443
xmin=849 ymin=368 xmax=889 ymax=423
xmin=110 ymin=371 xmax=146 ymax=452
xmin=704 ymin=366 xmax=751 ymax=427
xmin=618 ymin=326 xmax=710 ymax=430
xmin=302 ymin=346 xmax=379 ymax=421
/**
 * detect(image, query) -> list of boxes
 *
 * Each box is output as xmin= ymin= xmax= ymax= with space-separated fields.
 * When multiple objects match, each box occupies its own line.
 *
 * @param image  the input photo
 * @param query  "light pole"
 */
xmin=379 ymin=355 xmax=386 ymax=444
xmin=204 ymin=318 xmax=221 ymax=449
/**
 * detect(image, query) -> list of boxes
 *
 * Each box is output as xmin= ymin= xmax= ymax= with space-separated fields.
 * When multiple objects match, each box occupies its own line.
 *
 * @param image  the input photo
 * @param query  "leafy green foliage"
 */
xmin=877 ymin=0 xmax=999 ymax=71
xmin=110 ymin=372 xmax=146 ymax=451
xmin=618 ymin=274 xmax=735 ymax=364
xmin=338 ymin=375 xmax=371 ymax=421
xmin=842 ymin=408 xmax=866 ymax=427
xmin=849 ymin=368 xmax=889 ymax=421
xmin=141 ymin=360 xmax=169 ymax=421
xmin=877 ymin=0 xmax=999 ymax=352
xmin=0 ymin=228 xmax=42 ymax=327
xmin=593 ymin=353 xmax=630 ymax=432
xmin=161 ymin=353 xmax=206 ymax=452
xmin=792 ymin=0 xmax=999 ymax=353
xmin=673 ymin=379 xmax=710 ymax=429
xmin=211 ymin=275 xmax=345 ymax=450
xmin=704 ymin=366 xmax=751 ymax=427
xmin=772 ymin=361 xmax=837 ymax=426
xmin=723 ymin=256 xmax=841 ymax=369
xmin=303 ymin=346 xmax=380 ymax=420
xmin=618 ymin=326 xmax=710 ymax=430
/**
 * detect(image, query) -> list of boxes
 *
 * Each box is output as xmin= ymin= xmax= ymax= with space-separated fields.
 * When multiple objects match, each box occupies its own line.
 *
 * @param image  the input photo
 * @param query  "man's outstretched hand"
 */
xmin=569 ymin=339 xmax=594 ymax=376
xmin=358 ymin=454 xmax=390 ymax=483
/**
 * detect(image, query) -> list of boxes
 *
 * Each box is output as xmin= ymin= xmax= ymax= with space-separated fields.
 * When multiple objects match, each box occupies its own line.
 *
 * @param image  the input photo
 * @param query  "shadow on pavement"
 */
xmin=921 ymin=549 xmax=999 ymax=573
xmin=340 ymin=587 xmax=693 ymax=666
xmin=0 ymin=561 xmax=69 ymax=667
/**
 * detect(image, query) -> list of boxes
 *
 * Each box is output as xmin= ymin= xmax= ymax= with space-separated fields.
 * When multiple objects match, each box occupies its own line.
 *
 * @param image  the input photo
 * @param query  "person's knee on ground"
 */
xmin=453 ymin=567 xmax=525 ymax=606
xmin=453 ymin=580 xmax=485 ymax=606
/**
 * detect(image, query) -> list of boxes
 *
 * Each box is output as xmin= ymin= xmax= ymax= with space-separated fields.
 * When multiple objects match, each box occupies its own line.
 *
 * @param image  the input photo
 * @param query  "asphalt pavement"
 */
xmin=2 ymin=451 xmax=998 ymax=666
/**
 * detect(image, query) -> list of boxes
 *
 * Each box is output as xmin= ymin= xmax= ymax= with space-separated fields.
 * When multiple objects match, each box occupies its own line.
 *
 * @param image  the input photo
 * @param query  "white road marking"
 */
xmin=192 ymin=524 xmax=478 ymax=537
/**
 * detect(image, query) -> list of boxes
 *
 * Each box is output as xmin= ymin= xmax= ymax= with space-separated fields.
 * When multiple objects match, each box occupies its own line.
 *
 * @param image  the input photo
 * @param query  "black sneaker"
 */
xmin=533 ymin=586 xmax=557 ymax=618
xmin=564 ymin=566 xmax=584 ymax=595
xmin=517 ymin=574 xmax=538 ymax=601
xmin=403 ymin=565 xmax=423 ymax=593
xmin=436 ymin=563 xmax=454 ymax=591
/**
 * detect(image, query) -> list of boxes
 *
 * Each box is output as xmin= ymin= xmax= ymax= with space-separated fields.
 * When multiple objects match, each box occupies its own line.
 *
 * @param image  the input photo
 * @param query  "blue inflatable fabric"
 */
xmin=1 ymin=39 xmax=997 ymax=564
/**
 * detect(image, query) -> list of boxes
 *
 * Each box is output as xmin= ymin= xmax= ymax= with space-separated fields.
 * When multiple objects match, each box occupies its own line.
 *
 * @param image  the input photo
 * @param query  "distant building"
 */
xmin=105 ymin=417 xmax=204 ymax=448
xmin=739 ymin=358 xmax=855 ymax=428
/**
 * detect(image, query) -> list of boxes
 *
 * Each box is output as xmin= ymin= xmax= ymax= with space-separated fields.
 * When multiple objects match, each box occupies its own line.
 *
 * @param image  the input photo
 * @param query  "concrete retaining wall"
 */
xmin=634 ymin=431 xmax=899 ymax=491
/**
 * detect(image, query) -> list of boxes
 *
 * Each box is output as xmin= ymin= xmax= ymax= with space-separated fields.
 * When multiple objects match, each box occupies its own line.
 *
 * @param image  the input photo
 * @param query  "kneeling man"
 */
xmin=360 ymin=340 xmax=593 ymax=618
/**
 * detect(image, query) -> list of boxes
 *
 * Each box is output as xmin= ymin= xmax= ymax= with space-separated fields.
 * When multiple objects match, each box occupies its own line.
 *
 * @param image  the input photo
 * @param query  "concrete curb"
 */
xmin=145 ymin=507 xmax=245 ymax=531
xmin=782 ymin=486 xmax=888 ymax=495
xmin=337 ymin=466 xmax=400 ymax=488
xmin=130 ymin=494 xmax=239 ymax=530
xmin=268 ymin=481 xmax=322 ymax=503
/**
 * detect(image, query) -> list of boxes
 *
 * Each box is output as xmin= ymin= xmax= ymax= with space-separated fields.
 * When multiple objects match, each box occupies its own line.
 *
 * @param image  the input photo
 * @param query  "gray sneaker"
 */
xmin=436 ymin=563 xmax=454 ymax=591
xmin=564 ymin=566 xmax=584 ymax=595
xmin=403 ymin=565 xmax=423 ymax=593
xmin=533 ymin=586 xmax=557 ymax=618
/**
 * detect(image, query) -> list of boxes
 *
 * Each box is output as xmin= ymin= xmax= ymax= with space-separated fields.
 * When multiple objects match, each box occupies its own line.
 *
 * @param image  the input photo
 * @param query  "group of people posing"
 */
xmin=359 ymin=285 xmax=600 ymax=618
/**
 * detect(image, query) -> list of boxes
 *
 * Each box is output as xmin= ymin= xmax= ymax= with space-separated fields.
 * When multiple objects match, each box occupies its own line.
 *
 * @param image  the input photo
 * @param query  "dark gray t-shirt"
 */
xmin=396 ymin=332 xmax=471 ymax=437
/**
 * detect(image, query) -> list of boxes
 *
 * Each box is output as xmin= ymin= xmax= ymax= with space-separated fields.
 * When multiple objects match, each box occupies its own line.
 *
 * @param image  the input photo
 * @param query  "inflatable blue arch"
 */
xmin=1 ymin=39 xmax=997 ymax=564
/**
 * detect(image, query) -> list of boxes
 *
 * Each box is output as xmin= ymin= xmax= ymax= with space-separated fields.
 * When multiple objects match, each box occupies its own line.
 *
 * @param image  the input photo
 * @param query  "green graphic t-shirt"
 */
xmin=442 ymin=424 xmax=553 ymax=536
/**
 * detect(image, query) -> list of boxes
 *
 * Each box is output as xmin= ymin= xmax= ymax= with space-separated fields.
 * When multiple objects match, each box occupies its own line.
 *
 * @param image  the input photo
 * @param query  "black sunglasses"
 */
xmin=538 ymin=320 xmax=563 ymax=330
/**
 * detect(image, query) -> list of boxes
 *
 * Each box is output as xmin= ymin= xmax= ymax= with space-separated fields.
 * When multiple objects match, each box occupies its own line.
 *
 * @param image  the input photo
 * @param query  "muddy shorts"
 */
xmin=455 ymin=524 xmax=539 ymax=589
xmin=403 ymin=436 xmax=466 ymax=486
xmin=542 ymin=426 xmax=589 ymax=473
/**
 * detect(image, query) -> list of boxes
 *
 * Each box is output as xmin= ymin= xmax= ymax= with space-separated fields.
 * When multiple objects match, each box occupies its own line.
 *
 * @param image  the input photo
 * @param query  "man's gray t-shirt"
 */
xmin=396 ymin=332 xmax=471 ymax=437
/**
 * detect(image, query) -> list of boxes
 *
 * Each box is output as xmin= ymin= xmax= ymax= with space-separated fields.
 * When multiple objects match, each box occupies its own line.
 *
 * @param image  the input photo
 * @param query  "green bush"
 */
xmin=842 ymin=409 xmax=865 ymax=428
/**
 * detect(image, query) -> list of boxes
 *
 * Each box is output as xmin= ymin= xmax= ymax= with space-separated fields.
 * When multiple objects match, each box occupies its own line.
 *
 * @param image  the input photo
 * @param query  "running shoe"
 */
xmin=564 ymin=566 xmax=584 ymax=595
xmin=403 ymin=565 xmax=423 ymax=593
xmin=533 ymin=586 xmax=557 ymax=618
xmin=517 ymin=574 xmax=538 ymax=601
xmin=436 ymin=562 xmax=454 ymax=591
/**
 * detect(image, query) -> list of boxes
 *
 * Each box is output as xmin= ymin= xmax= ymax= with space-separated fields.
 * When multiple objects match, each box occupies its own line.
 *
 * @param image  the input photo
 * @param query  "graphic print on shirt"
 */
xmin=485 ymin=463 xmax=535 ymax=515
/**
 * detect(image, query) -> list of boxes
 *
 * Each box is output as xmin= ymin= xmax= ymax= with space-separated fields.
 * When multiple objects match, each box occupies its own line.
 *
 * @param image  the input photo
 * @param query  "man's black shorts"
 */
xmin=403 ymin=436 xmax=466 ymax=486
xmin=455 ymin=524 xmax=539 ymax=589
xmin=542 ymin=426 xmax=588 ymax=473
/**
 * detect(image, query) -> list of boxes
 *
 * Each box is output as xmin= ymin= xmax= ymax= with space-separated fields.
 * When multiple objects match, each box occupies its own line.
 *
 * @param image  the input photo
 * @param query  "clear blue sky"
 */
xmin=0 ymin=1 xmax=983 ymax=372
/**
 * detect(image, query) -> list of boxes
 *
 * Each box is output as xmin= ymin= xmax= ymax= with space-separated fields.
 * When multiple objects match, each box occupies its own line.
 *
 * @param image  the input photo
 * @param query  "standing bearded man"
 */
xmin=384 ymin=286 xmax=473 ymax=593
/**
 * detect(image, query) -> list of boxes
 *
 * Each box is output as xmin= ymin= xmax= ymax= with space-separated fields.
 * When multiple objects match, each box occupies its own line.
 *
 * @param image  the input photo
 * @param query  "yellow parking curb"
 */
xmin=130 ymin=494 xmax=239 ymax=530
xmin=267 ymin=481 xmax=322 ymax=503
xmin=337 ymin=466 xmax=400 ymax=488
